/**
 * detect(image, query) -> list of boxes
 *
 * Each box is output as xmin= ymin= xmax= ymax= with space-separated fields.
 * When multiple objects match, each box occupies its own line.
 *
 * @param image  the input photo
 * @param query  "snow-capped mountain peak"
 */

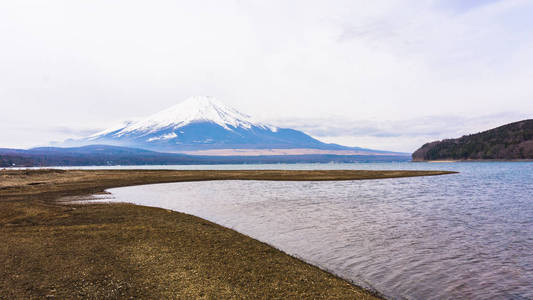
xmin=70 ymin=96 xmax=398 ymax=155
xmin=91 ymin=96 xmax=277 ymax=139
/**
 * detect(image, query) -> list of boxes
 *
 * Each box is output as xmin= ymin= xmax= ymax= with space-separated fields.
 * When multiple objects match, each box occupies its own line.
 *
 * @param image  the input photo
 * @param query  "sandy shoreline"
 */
xmin=0 ymin=169 xmax=454 ymax=298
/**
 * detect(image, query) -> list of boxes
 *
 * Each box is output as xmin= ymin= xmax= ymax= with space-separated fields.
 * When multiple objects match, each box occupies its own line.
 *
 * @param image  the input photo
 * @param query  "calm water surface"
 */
xmin=91 ymin=162 xmax=533 ymax=299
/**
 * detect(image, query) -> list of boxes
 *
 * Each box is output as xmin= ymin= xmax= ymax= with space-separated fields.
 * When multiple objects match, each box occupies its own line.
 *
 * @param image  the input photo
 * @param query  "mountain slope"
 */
xmin=71 ymin=96 xmax=402 ymax=155
xmin=412 ymin=119 xmax=533 ymax=161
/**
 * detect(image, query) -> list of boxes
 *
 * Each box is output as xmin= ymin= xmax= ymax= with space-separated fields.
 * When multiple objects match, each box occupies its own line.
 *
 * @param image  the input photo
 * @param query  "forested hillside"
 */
xmin=412 ymin=119 xmax=533 ymax=161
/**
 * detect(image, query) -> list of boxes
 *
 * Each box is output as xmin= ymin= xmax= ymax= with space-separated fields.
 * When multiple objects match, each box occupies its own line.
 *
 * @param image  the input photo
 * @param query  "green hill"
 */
xmin=412 ymin=119 xmax=533 ymax=161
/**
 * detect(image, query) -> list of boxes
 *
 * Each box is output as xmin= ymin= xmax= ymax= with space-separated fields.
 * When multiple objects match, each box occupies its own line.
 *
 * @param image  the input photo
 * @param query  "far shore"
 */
xmin=0 ymin=169 xmax=454 ymax=299
xmin=413 ymin=159 xmax=533 ymax=162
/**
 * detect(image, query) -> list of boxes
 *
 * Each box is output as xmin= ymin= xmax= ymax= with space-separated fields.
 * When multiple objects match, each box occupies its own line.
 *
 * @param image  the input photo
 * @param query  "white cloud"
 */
xmin=1 ymin=0 xmax=532 ymax=150
xmin=268 ymin=112 xmax=531 ymax=152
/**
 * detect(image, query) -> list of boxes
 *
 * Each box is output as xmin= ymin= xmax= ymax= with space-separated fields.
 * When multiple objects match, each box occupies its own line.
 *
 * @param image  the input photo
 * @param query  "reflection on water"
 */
xmin=96 ymin=162 xmax=533 ymax=299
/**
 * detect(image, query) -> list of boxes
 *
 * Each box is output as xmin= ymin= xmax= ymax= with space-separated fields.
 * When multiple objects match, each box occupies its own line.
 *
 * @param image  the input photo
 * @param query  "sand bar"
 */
xmin=0 ymin=169 xmax=455 ymax=299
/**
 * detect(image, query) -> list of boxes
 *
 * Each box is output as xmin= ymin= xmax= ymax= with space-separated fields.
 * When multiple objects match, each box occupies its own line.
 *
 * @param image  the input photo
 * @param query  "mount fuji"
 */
xmin=68 ymin=96 xmax=403 ymax=156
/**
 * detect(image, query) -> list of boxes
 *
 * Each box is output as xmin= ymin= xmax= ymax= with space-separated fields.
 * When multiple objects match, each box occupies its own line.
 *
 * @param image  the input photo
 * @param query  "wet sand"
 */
xmin=0 ymin=169 xmax=454 ymax=299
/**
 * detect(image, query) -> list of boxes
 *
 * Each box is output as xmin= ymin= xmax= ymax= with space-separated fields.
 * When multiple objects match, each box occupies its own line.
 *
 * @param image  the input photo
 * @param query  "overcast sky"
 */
xmin=1 ymin=0 xmax=532 ymax=152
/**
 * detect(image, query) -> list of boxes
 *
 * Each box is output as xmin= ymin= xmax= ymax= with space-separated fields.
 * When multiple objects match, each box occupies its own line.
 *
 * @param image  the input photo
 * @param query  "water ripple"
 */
xmin=100 ymin=162 xmax=533 ymax=300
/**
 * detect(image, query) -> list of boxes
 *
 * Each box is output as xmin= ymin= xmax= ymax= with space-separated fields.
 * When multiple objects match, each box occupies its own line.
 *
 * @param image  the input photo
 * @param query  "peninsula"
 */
xmin=0 ymin=169 xmax=454 ymax=299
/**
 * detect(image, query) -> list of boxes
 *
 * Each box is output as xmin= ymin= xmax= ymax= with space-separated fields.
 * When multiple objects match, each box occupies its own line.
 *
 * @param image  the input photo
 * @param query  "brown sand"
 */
xmin=0 ymin=169 xmax=455 ymax=299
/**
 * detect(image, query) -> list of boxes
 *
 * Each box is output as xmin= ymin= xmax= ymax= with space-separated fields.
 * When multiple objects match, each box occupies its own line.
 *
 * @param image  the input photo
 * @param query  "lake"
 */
xmin=85 ymin=162 xmax=533 ymax=299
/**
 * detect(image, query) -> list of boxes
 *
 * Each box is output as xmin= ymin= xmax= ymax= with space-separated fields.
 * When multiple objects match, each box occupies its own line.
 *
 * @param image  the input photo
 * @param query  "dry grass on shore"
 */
xmin=0 ymin=169 xmax=455 ymax=299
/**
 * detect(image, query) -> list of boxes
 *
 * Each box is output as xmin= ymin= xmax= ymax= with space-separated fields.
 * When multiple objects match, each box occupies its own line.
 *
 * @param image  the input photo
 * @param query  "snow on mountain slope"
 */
xmin=89 ymin=96 xmax=276 ymax=140
xmin=70 ymin=96 xmax=404 ymax=155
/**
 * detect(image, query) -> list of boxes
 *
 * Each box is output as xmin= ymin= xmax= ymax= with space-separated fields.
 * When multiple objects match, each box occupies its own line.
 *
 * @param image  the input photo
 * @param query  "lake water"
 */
xmin=88 ymin=162 xmax=533 ymax=299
